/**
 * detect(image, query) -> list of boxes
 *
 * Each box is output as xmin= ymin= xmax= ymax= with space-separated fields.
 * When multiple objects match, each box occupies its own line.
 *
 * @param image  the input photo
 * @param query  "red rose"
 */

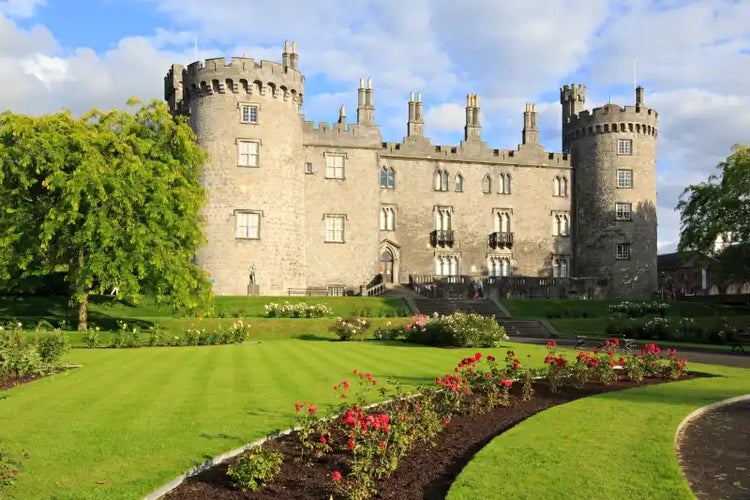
xmin=332 ymin=471 xmax=342 ymax=481
xmin=294 ymin=401 xmax=302 ymax=412
xmin=319 ymin=435 xmax=327 ymax=445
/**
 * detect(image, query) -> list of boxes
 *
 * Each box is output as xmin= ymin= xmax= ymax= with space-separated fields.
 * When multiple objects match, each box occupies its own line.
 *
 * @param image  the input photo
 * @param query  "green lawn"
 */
xmin=1 ymin=340 xmax=749 ymax=499
xmin=502 ymin=298 xmax=750 ymax=319
xmin=63 ymin=317 xmax=407 ymax=346
xmin=0 ymin=295 xmax=410 ymax=332
xmin=449 ymin=362 xmax=750 ymax=499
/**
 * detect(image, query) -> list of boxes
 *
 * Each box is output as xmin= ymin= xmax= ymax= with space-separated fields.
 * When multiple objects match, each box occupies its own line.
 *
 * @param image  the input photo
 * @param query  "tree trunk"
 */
xmin=78 ymin=290 xmax=89 ymax=331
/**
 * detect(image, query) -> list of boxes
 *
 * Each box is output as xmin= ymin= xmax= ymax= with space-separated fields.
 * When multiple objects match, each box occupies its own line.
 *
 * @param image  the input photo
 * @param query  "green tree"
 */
xmin=677 ymin=144 xmax=750 ymax=255
xmin=0 ymin=99 xmax=213 ymax=329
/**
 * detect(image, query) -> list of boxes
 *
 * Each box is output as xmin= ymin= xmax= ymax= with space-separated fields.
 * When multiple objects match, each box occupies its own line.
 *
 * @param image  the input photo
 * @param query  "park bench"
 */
xmin=730 ymin=330 xmax=750 ymax=354
xmin=575 ymin=332 xmax=637 ymax=350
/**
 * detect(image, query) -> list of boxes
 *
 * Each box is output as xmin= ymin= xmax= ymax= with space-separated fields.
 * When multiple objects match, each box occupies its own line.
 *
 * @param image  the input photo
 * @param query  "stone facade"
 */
xmin=164 ymin=42 xmax=659 ymax=298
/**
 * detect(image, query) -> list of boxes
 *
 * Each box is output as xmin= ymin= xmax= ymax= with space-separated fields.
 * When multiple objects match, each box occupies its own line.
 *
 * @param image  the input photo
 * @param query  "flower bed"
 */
xmin=163 ymin=341 xmax=689 ymax=500
xmin=264 ymin=302 xmax=333 ymax=318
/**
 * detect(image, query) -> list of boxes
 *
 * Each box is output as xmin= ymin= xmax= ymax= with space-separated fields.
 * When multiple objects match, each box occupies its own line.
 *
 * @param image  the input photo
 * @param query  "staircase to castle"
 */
xmin=410 ymin=298 xmax=552 ymax=339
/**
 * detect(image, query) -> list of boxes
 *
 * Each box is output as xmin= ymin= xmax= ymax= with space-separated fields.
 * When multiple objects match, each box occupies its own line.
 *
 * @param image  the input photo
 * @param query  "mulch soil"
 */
xmin=0 ymin=366 xmax=75 ymax=391
xmin=677 ymin=399 xmax=750 ymax=500
xmin=165 ymin=376 xmax=692 ymax=500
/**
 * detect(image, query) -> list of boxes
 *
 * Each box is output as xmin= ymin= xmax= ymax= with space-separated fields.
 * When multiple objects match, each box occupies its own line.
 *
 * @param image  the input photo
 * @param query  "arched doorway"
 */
xmin=379 ymin=248 xmax=394 ymax=283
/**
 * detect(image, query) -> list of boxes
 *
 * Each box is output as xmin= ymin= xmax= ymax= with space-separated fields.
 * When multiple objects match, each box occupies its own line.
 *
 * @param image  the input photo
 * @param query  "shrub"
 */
xmin=405 ymin=312 xmax=506 ymax=348
xmin=608 ymin=301 xmax=670 ymax=318
xmin=228 ymin=320 xmax=251 ymax=343
xmin=642 ymin=317 xmax=671 ymax=340
xmin=373 ymin=323 xmax=405 ymax=340
xmin=226 ymin=446 xmax=283 ymax=492
xmin=264 ymin=301 xmax=332 ymax=318
xmin=330 ymin=318 xmax=370 ymax=341
xmin=33 ymin=329 xmax=69 ymax=364
xmin=82 ymin=328 xmax=100 ymax=348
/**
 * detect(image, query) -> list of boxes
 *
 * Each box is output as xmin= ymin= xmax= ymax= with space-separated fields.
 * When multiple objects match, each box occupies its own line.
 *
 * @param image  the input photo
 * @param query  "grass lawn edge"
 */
xmin=446 ymin=363 xmax=750 ymax=500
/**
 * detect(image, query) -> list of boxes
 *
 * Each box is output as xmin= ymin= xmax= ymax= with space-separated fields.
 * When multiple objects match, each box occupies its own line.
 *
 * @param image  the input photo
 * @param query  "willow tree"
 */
xmin=677 ymin=144 xmax=750 ymax=254
xmin=0 ymin=99 xmax=212 ymax=329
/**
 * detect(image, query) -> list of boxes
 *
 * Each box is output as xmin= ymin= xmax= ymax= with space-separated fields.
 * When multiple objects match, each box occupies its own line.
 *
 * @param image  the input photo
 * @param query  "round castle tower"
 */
xmin=165 ymin=41 xmax=306 ymax=295
xmin=560 ymin=84 xmax=658 ymax=299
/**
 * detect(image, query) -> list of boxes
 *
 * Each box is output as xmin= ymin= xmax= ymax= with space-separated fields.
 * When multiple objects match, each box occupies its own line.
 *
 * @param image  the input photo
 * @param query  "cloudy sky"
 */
xmin=2 ymin=0 xmax=749 ymax=253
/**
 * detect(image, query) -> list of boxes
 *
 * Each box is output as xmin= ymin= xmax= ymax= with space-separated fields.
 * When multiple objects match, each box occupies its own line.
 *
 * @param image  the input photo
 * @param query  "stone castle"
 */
xmin=164 ymin=41 xmax=658 ymax=298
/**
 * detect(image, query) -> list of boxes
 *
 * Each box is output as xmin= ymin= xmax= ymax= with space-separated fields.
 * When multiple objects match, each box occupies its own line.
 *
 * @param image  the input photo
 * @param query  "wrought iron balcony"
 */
xmin=489 ymin=231 xmax=514 ymax=249
xmin=430 ymin=229 xmax=454 ymax=247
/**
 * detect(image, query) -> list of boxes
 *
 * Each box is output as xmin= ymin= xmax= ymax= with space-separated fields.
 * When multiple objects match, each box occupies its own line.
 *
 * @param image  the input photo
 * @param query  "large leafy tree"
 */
xmin=0 ymin=99 xmax=213 ymax=329
xmin=677 ymin=144 xmax=750 ymax=255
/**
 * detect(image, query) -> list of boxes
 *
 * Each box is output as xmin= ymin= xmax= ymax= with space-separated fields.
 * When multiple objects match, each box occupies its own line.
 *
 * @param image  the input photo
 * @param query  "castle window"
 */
xmin=434 ymin=255 xmax=459 ymax=276
xmin=305 ymin=162 xmax=314 ymax=174
xmin=615 ymin=202 xmax=632 ymax=221
xmin=237 ymin=140 xmax=259 ymax=167
xmin=380 ymin=166 xmax=395 ymax=189
xmin=235 ymin=211 xmax=260 ymax=239
xmin=498 ymin=173 xmax=512 ymax=194
xmin=494 ymin=209 xmax=512 ymax=233
xmin=552 ymin=255 xmax=569 ymax=278
xmin=434 ymin=206 xmax=452 ymax=231
xmin=616 ymin=243 xmax=631 ymax=260
xmin=488 ymin=256 xmax=511 ymax=277
xmin=325 ymin=154 xmax=345 ymax=179
xmin=455 ymin=174 xmax=464 ymax=192
xmin=434 ymin=169 xmax=449 ymax=191
xmin=554 ymin=176 xmax=568 ymax=197
xmin=617 ymin=169 xmax=633 ymax=188
xmin=379 ymin=206 xmax=395 ymax=231
xmin=617 ymin=139 xmax=633 ymax=155
xmin=324 ymin=214 xmax=346 ymax=243
xmin=240 ymin=104 xmax=258 ymax=124
xmin=482 ymin=174 xmax=492 ymax=194
xmin=553 ymin=212 xmax=570 ymax=236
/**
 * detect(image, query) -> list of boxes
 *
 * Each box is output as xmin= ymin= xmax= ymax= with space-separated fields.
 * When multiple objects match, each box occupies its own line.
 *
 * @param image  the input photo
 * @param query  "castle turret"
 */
xmin=165 ymin=42 xmax=307 ymax=295
xmin=562 ymin=83 xmax=659 ymax=299
xmin=357 ymin=77 xmax=375 ymax=126
xmin=464 ymin=93 xmax=481 ymax=141
xmin=522 ymin=102 xmax=539 ymax=145
xmin=560 ymin=84 xmax=586 ymax=152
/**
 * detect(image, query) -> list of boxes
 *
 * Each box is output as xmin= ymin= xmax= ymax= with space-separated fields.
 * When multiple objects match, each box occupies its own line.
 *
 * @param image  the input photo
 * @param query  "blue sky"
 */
xmin=2 ymin=0 xmax=749 ymax=252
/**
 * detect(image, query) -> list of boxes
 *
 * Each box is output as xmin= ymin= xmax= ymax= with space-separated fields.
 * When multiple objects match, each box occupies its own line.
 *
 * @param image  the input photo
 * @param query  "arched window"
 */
xmin=482 ymin=174 xmax=492 ymax=193
xmin=386 ymin=167 xmax=395 ymax=188
xmin=381 ymin=166 xmax=395 ymax=189
xmin=488 ymin=257 xmax=512 ymax=277
xmin=554 ymin=176 xmax=568 ymax=197
xmin=434 ymin=255 xmax=459 ymax=276
xmin=552 ymin=256 xmax=569 ymax=278
xmin=498 ymin=173 xmax=512 ymax=194
xmin=554 ymin=214 xmax=569 ymax=236
xmin=434 ymin=169 xmax=449 ymax=191
xmin=495 ymin=212 xmax=511 ymax=233
xmin=455 ymin=173 xmax=464 ymax=192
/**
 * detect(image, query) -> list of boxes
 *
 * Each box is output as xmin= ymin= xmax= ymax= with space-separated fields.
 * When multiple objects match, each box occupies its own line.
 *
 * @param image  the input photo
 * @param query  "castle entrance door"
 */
xmin=379 ymin=249 xmax=394 ymax=283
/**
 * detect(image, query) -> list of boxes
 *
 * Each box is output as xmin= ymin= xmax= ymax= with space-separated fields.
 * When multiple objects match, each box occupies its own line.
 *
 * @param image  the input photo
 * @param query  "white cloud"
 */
xmin=21 ymin=53 xmax=69 ymax=88
xmin=424 ymin=103 xmax=466 ymax=132
xmin=0 ymin=0 xmax=45 ymax=18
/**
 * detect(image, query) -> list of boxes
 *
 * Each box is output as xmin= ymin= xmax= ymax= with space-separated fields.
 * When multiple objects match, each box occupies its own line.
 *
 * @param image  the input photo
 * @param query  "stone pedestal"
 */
xmin=247 ymin=284 xmax=260 ymax=296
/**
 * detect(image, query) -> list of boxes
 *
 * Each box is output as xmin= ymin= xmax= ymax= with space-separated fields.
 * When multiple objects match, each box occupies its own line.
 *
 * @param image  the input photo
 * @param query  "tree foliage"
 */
xmin=0 ymin=99 xmax=213 ymax=329
xmin=677 ymin=144 xmax=750 ymax=255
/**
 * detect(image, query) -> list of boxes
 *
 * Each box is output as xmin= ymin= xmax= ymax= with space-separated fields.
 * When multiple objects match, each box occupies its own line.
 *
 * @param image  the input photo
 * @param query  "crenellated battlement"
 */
xmin=302 ymin=119 xmax=382 ymax=148
xmin=564 ymin=103 xmax=659 ymax=142
xmin=378 ymin=140 xmax=570 ymax=167
xmin=172 ymin=55 xmax=305 ymax=109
